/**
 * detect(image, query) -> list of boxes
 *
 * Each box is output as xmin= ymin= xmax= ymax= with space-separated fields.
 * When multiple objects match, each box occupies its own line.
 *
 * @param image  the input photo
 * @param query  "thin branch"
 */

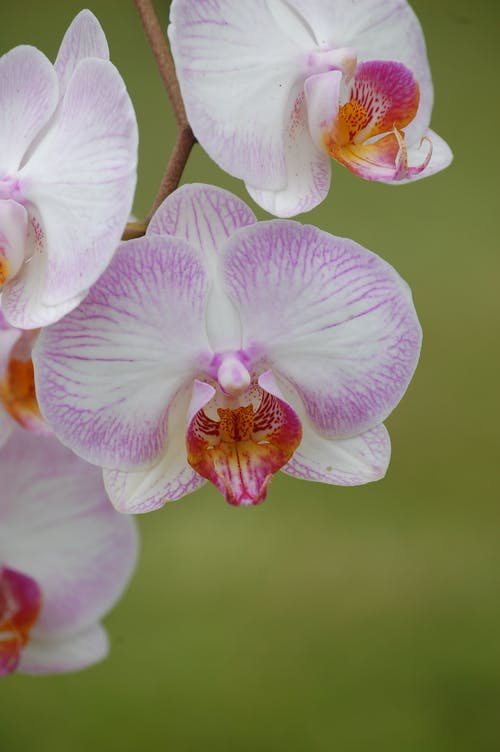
xmin=133 ymin=0 xmax=196 ymax=222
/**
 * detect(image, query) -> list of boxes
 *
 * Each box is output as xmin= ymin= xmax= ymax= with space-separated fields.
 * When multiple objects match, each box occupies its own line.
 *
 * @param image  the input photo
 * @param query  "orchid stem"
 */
xmin=131 ymin=0 xmax=196 ymax=229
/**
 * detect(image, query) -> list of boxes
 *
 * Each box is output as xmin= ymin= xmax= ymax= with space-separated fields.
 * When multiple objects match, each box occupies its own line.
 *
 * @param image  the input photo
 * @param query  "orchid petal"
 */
xmin=33 ymin=236 xmax=211 ymax=469
xmin=54 ymin=9 xmax=109 ymax=94
xmin=19 ymin=57 xmax=138 ymax=307
xmin=19 ymin=623 xmax=108 ymax=675
xmin=0 ymin=429 xmax=138 ymax=637
xmin=222 ymin=220 xmax=421 ymax=437
xmin=246 ymin=89 xmax=332 ymax=217
xmin=283 ymin=420 xmax=390 ymax=485
xmin=0 ymin=46 xmax=58 ymax=174
xmin=304 ymin=70 xmax=343 ymax=152
xmin=1 ymin=233 xmax=87 ymax=329
xmin=169 ymin=0 xmax=310 ymax=191
xmin=148 ymin=182 xmax=256 ymax=258
xmin=103 ymin=386 xmax=206 ymax=514
xmin=0 ymin=201 xmax=28 ymax=286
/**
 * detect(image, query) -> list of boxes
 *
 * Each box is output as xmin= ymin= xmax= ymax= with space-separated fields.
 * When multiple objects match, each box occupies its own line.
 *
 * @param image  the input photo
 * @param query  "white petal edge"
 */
xmin=54 ymin=9 xmax=109 ymax=94
xmin=19 ymin=622 xmax=108 ymax=675
xmin=283 ymin=420 xmax=391 ymax=485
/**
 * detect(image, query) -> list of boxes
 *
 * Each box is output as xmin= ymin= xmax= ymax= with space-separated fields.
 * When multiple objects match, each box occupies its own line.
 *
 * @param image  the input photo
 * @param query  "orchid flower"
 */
xmin=33 ymin=184 xmax=421 ymax=511
xmin=0 ymin=309 xmax=49 ymax=448
xmin=168 ymin=0 xmax=452 ymax=217
xmin=0 ymin=429 xmax=138 ymax=675
xmin=0 ymin=10 xmax=138 ymax=328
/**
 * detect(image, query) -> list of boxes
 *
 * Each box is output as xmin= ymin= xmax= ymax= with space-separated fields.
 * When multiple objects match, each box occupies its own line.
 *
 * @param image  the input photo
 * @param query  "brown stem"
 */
xmin=133 ymin=0 xmax=195 ymax=222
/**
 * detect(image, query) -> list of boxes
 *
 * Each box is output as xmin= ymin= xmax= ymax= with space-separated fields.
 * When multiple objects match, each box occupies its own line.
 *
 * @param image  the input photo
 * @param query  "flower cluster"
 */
xmin=0 ymin=1 xmax=451 ymax=674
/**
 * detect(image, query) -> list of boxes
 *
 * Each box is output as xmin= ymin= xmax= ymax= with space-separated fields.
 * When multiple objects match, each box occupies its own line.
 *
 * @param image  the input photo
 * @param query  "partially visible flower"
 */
xmin=34 ymin=184 xmax=421 ymax=511
xmin=0 ymin=429 xmax=138 ymax=675
xmin=0 ymin=309 xmax=49 ymax=448
xmin=0 ymin=10 xmax=138 ymax=328
xmin=168 ymin=0 xmax=452 ymax=216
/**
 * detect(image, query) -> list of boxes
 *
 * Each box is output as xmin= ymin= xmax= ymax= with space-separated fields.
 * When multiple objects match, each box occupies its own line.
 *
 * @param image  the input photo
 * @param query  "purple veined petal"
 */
xmin=33 ymin=236 xmax=211 ymax=469
xmin=284 ymin=0 xmax=433 ymax=147
xmin=148 ymin=182 xmax=257 ymax=257
xmin=0 ymin=46 xmax=59 ymax=175
xmin=19 ymin=57 xmax=138 ymax=309
xmin=169 ymin=0 xmax=311 ymax=192
xmin=283 ymin=419 xmax=391 ymax=485
xmin=246 ymin=88 xmax=332 ymax=217
xmin=385 ymin=129 xmax=453 ymax=185
xmin=0 ymin=428 xmax=138 ymax=639
xmin=222 ymin=220 xmax=422 ymax=437
xmin=104 ymin=385 xmax=206 ymax=514
xmin=54 ymin=9 xmax=109 ymax=95
xmin=19 ymin=622 xmax=108 ymax=675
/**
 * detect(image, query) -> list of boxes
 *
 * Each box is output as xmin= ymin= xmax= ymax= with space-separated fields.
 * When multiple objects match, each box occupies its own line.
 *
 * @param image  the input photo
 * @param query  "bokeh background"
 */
xmin=1 ymin=1 xmax=499 ymax=750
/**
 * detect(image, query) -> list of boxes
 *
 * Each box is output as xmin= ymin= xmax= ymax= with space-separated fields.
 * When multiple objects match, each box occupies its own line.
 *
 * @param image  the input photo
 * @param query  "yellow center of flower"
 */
xmin=337 ymin=98 xmax=368 ymax=143
xmin=217 ymin=405 xmax=255 ymax=442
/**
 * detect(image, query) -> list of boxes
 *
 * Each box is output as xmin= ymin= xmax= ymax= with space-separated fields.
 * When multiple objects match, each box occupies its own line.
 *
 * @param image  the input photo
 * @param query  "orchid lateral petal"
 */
xmin=33 ymin=236 xmax=211 ymax=469
xmin=222 ymin=220 xmax=421 ymax=437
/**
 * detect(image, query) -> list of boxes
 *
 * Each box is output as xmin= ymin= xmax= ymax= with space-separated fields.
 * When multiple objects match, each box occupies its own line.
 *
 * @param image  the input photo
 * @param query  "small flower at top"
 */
xmin=0 ymin=10 xmax=138 ymax=329
xmin=168 ymin=0 xmax=452 ymax=217
xmin=33 ymin=184 xmax=421 ymax=512
xmin=0 ymin=428 xmax=138 ymax=675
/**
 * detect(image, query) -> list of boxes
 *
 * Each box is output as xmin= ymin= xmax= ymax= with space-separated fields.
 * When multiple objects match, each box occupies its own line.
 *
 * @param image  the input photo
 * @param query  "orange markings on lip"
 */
xmin=337 ymin=98 xmax=368 ymax=143
xmin=217 ymin=404 xmax=255 ymax=442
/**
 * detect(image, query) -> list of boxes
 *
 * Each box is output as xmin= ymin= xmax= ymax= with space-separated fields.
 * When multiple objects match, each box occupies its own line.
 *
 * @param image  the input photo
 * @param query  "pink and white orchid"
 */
xmin=0 ymin=10 xmax=138 ymax=328
xmin=33 ymin=184 xmax=421 ymax=512
xmin=0 ymin=429 xmax=138 ymax=675
xmin=168 ymin=0 xmax=452 ymax=216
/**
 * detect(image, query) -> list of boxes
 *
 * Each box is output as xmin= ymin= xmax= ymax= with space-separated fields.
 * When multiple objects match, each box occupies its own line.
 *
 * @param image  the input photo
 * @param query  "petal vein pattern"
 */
xmin=33 ymin=237 xmax=211 ymax=469
xmin=223 ymin=220 xmax=422 ymax=436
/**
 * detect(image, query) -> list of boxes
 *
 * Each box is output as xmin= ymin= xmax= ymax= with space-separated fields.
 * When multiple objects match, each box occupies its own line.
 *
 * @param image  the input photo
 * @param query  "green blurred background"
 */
xmin=1 ymin=1 xmax=499 ymax=750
